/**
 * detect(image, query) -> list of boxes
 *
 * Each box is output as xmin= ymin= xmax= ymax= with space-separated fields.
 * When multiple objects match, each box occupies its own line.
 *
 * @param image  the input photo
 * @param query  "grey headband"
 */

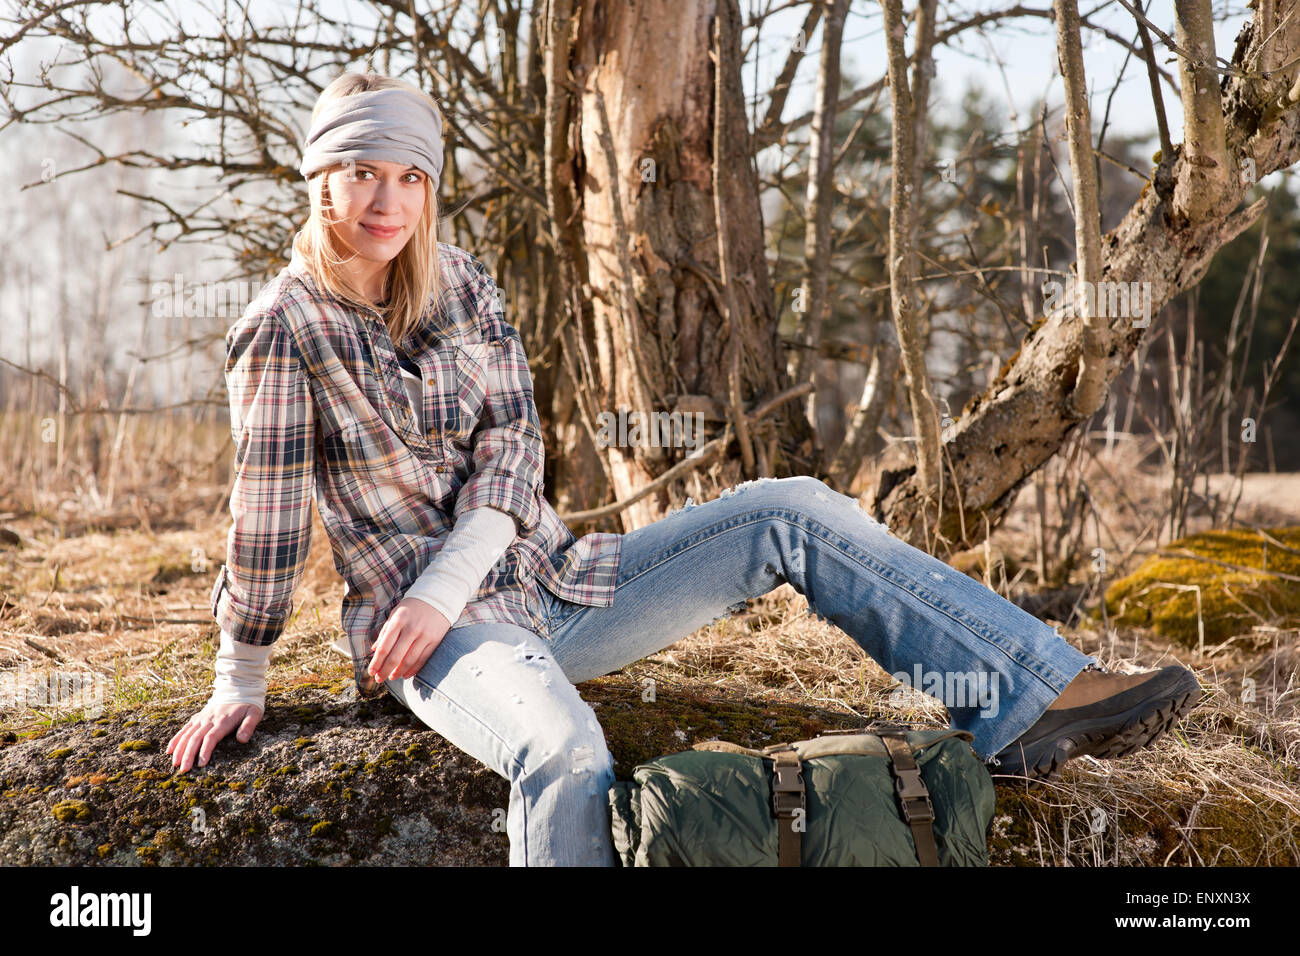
xmin=299 ymin=87 xmax=444 ymax=192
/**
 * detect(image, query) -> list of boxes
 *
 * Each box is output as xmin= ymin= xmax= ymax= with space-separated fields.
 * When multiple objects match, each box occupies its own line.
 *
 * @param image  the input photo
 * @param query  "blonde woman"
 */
xmin=167 ymin=71 xmax=1202 ymax=866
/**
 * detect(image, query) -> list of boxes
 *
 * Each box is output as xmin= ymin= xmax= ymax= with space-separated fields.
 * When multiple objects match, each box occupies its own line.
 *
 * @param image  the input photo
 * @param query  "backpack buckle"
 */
xmin=894 ymin=768 xmax=935 ymax=824
xmin=770 ymin=751 xmax=805 ymax=818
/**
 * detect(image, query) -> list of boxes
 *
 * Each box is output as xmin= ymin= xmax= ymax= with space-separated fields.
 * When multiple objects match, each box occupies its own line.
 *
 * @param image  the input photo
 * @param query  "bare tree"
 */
xmin=875 ymin=1 xmax=1300 ymax=553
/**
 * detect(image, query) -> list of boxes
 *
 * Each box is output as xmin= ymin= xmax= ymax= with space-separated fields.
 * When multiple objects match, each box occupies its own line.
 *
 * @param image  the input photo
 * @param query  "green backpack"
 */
xmin=607 ymin=725 xmax=995 ymax=866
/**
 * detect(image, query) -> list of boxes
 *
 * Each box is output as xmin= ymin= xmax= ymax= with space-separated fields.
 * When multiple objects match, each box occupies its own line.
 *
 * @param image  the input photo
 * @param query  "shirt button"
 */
xmin=426 ymin=378 xmax=435 ymax=386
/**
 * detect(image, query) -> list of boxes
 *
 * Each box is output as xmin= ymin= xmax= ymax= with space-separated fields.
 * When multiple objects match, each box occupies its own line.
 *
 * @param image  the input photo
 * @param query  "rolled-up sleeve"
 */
xmin=209 ymin=308 xmax=316 ymax=647
xmin=452 ymin=267 xmax=544 ymax=534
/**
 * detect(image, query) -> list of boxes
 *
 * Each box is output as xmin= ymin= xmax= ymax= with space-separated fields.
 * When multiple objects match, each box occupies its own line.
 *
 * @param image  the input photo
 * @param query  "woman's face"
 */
xmin=325 ymin=159 xmax=427 ymax=268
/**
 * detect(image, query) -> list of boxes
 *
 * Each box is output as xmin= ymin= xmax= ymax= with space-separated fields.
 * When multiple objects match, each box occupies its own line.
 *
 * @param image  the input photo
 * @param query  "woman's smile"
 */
xmin=362 ymin=221 xmax=402 ymax=239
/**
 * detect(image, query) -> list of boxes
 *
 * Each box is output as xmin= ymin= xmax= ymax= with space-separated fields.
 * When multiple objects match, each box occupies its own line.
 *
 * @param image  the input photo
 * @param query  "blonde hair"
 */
xmin=294 ymin=71 xmax=443 ymax=348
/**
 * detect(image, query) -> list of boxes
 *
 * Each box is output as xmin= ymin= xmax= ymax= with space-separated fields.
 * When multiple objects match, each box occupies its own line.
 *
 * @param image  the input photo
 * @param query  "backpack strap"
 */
xmin=879 ymin=732 xmax=940 ymax=866
xmin=769 ymin=745 xmax=805 ymax=867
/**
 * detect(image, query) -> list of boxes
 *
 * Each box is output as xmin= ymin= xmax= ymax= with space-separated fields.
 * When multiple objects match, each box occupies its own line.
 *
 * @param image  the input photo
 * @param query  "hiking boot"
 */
xmin=987 ymin=663 xmax=1202 ymax=781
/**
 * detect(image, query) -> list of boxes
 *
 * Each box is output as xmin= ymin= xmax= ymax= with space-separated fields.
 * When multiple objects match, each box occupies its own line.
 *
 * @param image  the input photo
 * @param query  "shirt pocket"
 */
xmin=422 ymin=340 xmax=490 ymax=451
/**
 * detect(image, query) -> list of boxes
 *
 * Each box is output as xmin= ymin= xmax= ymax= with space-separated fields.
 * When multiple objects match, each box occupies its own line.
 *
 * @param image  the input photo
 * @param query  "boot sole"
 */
xmin=990 ymin=670 xmax=1202 ymax=782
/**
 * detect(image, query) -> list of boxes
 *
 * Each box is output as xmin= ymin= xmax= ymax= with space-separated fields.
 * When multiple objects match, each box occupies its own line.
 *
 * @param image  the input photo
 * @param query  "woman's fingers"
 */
xmin=169 ymin=705 xmax=258 ymax=774
xmin=235 ymin=706 xmax=263 ymax=742
xmin=375 ymin=606 xmax=425 ymax=680
xmin=194 ymin=713 xmax=238 ymax=769
xmin=402 ymin=634 xmax=445 ymax=679
xmin=389 ymin=630 xmax=432 ymax=680
xmin=165 ymin=722 xmax=189 ymax=756
xmin=382 ymin=627 xmax=420 ymax=680
xmin=175 ymin=718 xmax=208 ymax=773
xmin=168 ymin=716 xmax=205 ymax=768
xmin=394 ymin=602 xmax=452 ymax=678
xmin=369 ymin=610 xmax=405 ymax=679
xmin=372 ymin=601 xmax=452 ymax=681
xmin=167 ymin=711 xmax=208 ymax=756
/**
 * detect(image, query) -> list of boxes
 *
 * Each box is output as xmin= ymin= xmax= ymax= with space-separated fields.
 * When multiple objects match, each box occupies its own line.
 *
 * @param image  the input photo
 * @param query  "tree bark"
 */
xmin=829 ymin=0 xmax=937 ymax=491
xmin=796 ymin=0 xmax=852 ymax=456
xmin=568 ymin=0 xmax=810 ymax=528
xmin=1171 ymin=0 xmax=1234 ymax=225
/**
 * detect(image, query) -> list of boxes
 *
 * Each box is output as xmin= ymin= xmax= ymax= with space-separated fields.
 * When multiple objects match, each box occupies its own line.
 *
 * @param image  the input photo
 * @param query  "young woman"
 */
xmin=167 ymin=71 xmax=1202 ymax=866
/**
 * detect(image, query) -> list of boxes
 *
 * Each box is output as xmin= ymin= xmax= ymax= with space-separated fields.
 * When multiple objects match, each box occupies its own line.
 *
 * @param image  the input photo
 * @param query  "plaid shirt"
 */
xmin=209 ymin=239 xmax=621 ymax=697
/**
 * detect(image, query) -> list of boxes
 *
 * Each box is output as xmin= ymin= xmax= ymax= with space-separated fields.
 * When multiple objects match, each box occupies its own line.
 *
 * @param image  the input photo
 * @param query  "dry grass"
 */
xmin=1 ymin=419 xmax=1297 ymax=865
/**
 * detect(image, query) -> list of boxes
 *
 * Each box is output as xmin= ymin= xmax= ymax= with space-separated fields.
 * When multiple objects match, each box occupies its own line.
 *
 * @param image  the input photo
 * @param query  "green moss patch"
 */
xmin=1099 ymin=527 xmax=1300 ymax=647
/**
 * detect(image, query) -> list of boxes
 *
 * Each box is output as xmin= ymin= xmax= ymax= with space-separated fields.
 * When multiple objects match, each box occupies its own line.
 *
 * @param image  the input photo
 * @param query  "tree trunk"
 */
xmin=795 ymin=0 xmax=852 ymax=458
xmin=830 ymin=0 xmax=937 ymax=493
xmin=880 ymin=0 xmax=941 ymax=511
xmin=1053 ymin=0 xmax=1108 ymax=420
xmin=564 ymin=0 xmax=810 ymax=529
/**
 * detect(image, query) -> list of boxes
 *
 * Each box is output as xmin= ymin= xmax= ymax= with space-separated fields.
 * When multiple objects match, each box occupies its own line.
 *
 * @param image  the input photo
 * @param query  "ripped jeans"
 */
xmin=383 ymin=475 xmax=1096 ymax=866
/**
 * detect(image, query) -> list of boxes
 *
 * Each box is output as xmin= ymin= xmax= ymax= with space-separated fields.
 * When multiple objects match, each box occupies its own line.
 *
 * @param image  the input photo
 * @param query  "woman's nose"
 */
xmin=371 ymin=182 xmax=397 ymax=212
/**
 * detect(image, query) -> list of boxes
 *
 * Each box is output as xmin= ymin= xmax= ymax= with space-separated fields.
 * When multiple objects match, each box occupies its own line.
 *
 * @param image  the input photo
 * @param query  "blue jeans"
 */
xmin=383 ymin=475 xmax=1095 ymax=865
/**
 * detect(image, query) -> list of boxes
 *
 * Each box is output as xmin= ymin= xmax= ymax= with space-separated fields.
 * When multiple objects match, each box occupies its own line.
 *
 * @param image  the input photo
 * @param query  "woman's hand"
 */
xmin=166 ymin=700 xmax=263 ymax=774
xmin=369 ymin=598 xmax=452 ymax=682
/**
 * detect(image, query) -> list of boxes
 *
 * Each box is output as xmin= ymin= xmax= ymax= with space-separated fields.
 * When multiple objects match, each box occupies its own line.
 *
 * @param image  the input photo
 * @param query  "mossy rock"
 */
xmin=4 ymin=671 xmax=1292 ymax=865
xmin=1098 ymin=526 xmax=1300 ymax=647
xmin=0 ymin=676 xmax=881 ymax=865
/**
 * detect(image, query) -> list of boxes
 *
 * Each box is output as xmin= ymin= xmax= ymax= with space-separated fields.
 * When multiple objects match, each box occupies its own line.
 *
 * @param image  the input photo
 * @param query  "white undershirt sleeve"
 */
xmin=210 ymin=629 xmax=274 ymax=712
xmin=402 ymin=506 xmax=517 ymax=625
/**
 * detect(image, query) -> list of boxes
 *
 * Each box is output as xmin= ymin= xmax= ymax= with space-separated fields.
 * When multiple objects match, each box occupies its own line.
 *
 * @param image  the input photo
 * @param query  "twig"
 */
xmin=115 ymin=615 xmax=215 ymax=624
xmin=23 ymin=636 xmax=65 ymax=662
xmin=1242 ymin=525 xmax=1300 ymax=560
